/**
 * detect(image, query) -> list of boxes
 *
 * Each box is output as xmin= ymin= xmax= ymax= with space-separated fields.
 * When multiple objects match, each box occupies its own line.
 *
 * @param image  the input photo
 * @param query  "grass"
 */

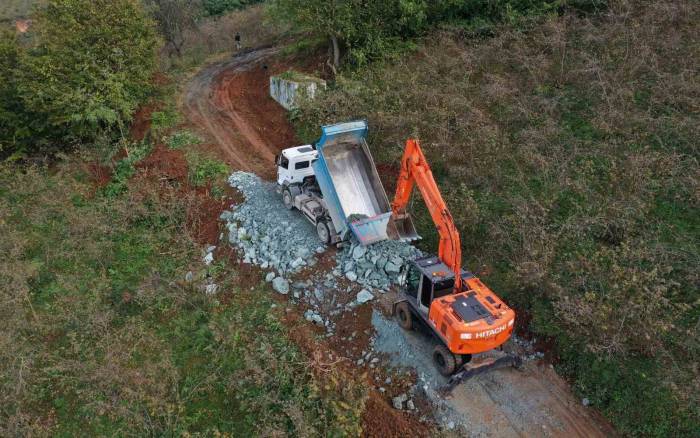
xmin=0 ymin=152 xmax=365 ymax=436
xmin=293 ymin=1 xmax=699 ymax=435
xmin=0 ymin=0 xmax=38 ymax=21
xmin=186 ymin=150 xmax=230 ymax=187
xmin=166 ymin=130 xmax=202 ymax=149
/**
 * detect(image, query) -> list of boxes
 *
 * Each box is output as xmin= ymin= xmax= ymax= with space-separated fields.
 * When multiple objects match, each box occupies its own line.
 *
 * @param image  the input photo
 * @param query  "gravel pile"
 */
xmin=222 ymin=171 xmax=421 ymax=293
xmin=222 ymin=172 xmax=325 ymax=277
xmin=335 ymin=239 xmax=422 ymax=291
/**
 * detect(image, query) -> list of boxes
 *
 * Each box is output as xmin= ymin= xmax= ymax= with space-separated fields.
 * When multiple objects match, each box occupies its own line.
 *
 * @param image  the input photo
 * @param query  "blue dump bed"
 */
xmin=312 ymin=121 xmax=394 ymax=246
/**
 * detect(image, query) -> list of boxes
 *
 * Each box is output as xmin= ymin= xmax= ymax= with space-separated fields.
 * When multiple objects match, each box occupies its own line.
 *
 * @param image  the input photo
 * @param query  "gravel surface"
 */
xmin=223 ymin=172 xmax=324 ymax=276
xmin=371 ymin=310 xmax=475 ymax=432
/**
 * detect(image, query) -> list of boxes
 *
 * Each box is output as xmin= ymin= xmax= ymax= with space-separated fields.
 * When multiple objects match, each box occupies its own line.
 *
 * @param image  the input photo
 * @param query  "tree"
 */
xmin=148 ymin=0 xmax=201 ymax=58
xmin=269 ymin=0 xmax=350 ymax=73
xmin=0 ymin=31 xmax=23 ymax=156
xmin=14 ymin=0 xmax=159 ymax=147
xmin=268 ymin=0 xmax=429 ymax=72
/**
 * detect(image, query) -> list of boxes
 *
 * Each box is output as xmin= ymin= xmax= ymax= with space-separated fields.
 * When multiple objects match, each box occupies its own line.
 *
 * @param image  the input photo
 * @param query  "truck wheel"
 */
xmin=433 ymin=344 xmax=457 ymax=376
xmin=282 ymin=189 xmax=294 ymax=210
xmin=316 ymin=220 xmax=331 ymax=244
xmin=395 ymin=302 xmax=413 ymax=330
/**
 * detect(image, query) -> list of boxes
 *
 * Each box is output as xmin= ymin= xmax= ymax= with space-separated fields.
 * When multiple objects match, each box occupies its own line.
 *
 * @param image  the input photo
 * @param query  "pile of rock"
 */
xmin=222 ymin=172 xmax=325 ymax=277
xmin=335 ymin=239 xmax=422 ymax=291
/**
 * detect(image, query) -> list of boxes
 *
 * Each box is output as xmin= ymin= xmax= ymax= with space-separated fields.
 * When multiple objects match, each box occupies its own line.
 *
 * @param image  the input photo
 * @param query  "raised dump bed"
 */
xmin=313 ymin=121 xmax=410 ymax=245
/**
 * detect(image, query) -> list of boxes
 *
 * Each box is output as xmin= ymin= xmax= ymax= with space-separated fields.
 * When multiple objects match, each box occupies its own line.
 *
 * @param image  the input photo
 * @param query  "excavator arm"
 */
xmin=391 ymin=139 xmax=463 ymax=291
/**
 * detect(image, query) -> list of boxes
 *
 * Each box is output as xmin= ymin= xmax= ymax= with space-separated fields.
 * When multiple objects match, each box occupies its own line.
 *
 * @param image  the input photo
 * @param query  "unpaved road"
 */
xmin=184 ymin=48 xmax=296 ymax=180
xmin=183 ymin=50 xmax=616 ymax=437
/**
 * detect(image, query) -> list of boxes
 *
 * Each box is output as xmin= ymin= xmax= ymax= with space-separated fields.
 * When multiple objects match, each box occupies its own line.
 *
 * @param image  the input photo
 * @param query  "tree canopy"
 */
xmin=269 ymin=0 xmax=606 ymax=70
xmin=0 ymin=0 xmax=159 ymax=155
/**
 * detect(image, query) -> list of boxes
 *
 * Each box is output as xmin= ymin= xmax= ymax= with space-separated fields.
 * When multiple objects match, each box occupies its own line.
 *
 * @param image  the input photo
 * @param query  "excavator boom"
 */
xmin=392 ymin=139 xmax=463 ymax=290
xmin=390 ymin=138 xmax=517 ymax=382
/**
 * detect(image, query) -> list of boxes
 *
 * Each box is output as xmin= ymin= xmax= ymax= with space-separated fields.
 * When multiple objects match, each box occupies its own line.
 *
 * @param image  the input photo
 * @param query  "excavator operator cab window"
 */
xmin=420 ymin=277 xmax=432 ymax=309
xmin=405 ymin=265 xmax=421 ymax=298
xmin=433 ymin=278 xmax=454 ymax=300
xmin=278 ymin=155 xmax=289 ymax=169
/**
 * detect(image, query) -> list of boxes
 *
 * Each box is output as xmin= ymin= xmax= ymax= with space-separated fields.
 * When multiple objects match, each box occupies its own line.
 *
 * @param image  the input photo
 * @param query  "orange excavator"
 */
xmin=390 ymin=139 xmax=521 ymax=388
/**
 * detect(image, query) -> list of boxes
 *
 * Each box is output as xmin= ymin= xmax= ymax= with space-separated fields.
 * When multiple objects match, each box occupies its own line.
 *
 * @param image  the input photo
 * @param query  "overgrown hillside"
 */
xmin=0 ymin=0 xmax=37 ymax=21
xmin=292 ymin=1 xmax=699 ymax=435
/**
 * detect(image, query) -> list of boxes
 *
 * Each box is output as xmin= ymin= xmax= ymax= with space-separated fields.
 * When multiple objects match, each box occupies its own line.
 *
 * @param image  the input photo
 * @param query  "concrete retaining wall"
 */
xmin=270 ymin=72 xmax=326 ymax=110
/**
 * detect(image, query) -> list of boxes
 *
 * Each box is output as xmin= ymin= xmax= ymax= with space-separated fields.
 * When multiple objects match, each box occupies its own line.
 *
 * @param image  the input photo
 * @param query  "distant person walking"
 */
xmin=234 ymin=32 xmax=241 ymax=51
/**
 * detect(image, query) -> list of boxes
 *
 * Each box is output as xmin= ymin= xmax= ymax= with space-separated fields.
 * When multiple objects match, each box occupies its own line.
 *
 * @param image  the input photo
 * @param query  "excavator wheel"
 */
xmin=433 ymin=344 xmax=457 ymax=376
xmin=395 ymin=302 xmax=413 ymax=330
xmin=282 ymin=189 xmax=295 ymax=210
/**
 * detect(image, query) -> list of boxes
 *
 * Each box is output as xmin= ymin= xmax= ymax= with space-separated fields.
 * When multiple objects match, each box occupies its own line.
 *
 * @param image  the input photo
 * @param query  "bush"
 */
xmin=0 ymin=0 xmax=159 ymax=153
xmin=202 ymin=0 xmax=263 ymax=16
xmin=0 ymin=30 xmax=25 ymax=157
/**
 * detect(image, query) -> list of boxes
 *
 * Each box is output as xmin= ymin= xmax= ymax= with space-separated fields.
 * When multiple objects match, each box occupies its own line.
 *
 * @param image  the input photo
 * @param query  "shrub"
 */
xmin=4 ymin=0 xmax=158 ymax=151
xmin=186 ymin=152 xmax=228 ymax=187
xmin=166 ymin=130 xmax=202 ymax=149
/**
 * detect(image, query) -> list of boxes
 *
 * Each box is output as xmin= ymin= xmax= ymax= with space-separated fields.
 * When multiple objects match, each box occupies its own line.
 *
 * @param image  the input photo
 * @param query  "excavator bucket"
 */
xmin=388 ymin=212 xmax=420 ymax=242
xmin=440 ymin=350 xmax=523 ymax=395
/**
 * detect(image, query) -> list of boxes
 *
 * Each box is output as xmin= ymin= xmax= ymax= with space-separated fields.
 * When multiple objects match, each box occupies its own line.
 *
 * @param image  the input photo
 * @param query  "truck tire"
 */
xmin=395 ymin=302 xmax=413 ymax=330
xmin=316 ymin=220 xmax=331 ymax=244
xmin=282 ymin=189 xmax=294 ymax=210
xmin=433 ymin=344 xmax=457 ymax=376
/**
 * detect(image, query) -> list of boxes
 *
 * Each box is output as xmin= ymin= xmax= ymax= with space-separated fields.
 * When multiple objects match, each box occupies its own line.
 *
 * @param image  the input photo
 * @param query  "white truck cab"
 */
xmin=276 ymin=145 xmax=340 ymax=244
xmin=276 ymin=145 xmax=318 ymax=186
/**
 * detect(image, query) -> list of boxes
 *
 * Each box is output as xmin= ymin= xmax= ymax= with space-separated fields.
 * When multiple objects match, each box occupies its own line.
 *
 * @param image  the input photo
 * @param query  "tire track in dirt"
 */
xmin=184 ymin=48 xmax=295 ymax=179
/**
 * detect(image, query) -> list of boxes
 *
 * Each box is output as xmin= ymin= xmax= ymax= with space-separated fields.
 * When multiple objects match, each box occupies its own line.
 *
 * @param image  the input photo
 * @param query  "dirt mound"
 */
xmin=362 ymin=392 xmax=430 ymax=438
xmin=136 ymin=144 xmax=188 ymax=182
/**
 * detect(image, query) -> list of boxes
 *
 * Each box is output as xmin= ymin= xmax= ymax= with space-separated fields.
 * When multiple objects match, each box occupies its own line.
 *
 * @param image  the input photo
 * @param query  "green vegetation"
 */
xmin=269 ymin=0 xmax=605 ymax=69
xmin=0 ymin=0 xmax=158 ymax=156
xmin=292 ymin=1 xmax=699 ymax=435
xmin=166 ymin=130 xmax=203 ymax=149
xmin=103 ymin=140 xmax=153 ymax=197
xmin=186 ymin=151 xmax=230 ymax=187
xmin=202 ymin=0 xmax=264 ymax=17
xmin=0 ymin=0 xmax=38 ymax=20
xmin=0 ymin=157 xmax=364 ymax=435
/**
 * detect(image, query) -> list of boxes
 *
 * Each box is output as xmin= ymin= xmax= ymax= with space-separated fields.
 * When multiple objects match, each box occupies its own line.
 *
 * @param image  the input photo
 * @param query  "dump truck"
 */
xmin=276 ymin=121 xmax=417 ymax=246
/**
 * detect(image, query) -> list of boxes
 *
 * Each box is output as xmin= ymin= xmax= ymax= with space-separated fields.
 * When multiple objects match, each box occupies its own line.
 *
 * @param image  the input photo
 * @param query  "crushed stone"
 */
xmin=223 ymin=172 xmax=322 ymax=278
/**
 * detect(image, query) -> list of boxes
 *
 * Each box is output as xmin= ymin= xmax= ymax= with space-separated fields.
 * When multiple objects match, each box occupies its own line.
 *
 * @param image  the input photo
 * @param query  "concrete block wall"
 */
xmin=270 ymin=72 xmax=326 ymax=111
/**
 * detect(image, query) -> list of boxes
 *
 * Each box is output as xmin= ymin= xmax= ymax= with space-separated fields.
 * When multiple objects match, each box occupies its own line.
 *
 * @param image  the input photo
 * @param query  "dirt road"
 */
xmin=184 ymin=48 xmax=297 ymax=180
xmin=183 ymin=50 xmax=616 ymax=437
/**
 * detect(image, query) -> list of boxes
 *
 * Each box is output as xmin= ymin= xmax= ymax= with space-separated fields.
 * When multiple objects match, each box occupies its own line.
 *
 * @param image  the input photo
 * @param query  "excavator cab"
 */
xmin=402 ymin=257 xmax=469 ymax=316
xmin=396 ymin=257 xmax=519 ymax=381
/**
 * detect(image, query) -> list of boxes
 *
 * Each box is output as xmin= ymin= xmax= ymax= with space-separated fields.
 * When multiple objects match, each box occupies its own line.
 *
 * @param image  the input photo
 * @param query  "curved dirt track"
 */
xmin=183 ymin=50 xmax=617 ymax=437
xmin=184 ymin=48 xmax=297 ymax=180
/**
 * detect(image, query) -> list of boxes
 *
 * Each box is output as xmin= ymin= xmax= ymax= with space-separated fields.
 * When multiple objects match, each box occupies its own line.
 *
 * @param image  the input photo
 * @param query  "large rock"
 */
xmin=272 ymin=277 xmax=289 ymax=294
xmin=270 ymin=71 xmax=326 ymax=110
xmin=356 ymin=289 xmax=374 ymax=304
